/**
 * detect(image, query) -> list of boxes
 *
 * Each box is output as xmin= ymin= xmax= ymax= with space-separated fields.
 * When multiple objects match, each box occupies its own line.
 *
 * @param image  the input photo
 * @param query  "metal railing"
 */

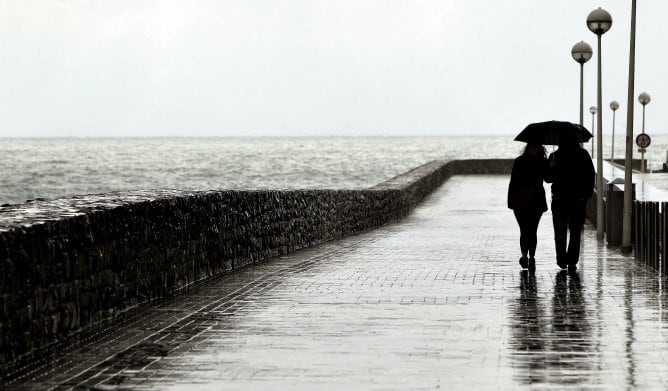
xmin=633 ymin=200 xmax=667 ymax=276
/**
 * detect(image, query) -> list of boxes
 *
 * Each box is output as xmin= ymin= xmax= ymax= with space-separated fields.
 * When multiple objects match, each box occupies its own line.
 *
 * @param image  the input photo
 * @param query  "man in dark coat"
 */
xmin=544 ymin=134 xmax=595 ymax=272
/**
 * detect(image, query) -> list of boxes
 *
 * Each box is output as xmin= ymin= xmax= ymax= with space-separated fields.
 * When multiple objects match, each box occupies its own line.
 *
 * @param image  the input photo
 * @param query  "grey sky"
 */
xmin=1 ymin=1 xmax=666 ymax=137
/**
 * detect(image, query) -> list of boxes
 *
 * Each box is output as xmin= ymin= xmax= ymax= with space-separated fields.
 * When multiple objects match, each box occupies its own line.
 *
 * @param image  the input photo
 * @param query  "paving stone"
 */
xmin=2 ymin=175 xmax=668 ymax=390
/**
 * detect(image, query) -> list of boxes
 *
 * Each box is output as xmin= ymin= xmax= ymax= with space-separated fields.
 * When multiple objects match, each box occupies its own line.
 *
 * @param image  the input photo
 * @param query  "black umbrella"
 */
xmin=514 ymin=120 xmax=593 ymax=145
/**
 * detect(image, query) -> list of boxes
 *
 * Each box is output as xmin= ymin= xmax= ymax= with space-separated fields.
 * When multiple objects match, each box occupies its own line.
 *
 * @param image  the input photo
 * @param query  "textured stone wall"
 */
xmin=0 ymin=159 xmax=511 ymax=363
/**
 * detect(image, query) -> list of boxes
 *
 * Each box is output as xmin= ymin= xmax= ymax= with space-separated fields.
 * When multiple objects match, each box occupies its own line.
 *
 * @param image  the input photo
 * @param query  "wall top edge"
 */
xmin=0 ymin=159 xmax=511 ymax=231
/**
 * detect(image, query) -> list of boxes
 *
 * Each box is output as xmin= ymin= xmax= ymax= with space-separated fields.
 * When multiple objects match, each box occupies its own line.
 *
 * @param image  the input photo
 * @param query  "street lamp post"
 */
xmin=572 ymin=42 xmax=593 ymax=126
xmin=587 ymin=7 xmax=612 ymax=240
xmin=610 ymin=100 xmax=619 ymax=162
xmin=622 ymin=0 xmax=637 ymax=253
xmin=638 ymin=92 xmax=651 ymax=173
xmin=590 ymin=106 xmax=597 ymax=156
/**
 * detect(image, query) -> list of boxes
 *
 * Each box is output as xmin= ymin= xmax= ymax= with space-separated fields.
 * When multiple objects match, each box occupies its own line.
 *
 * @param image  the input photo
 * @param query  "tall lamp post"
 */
xmin=590 ymin=106 xmax=597 ymax=156
xmin=587 ymin=7 xmax=612 ymax=240
xmin=638 ymin=92 xmax=651 ymax=173
xmin=610 ymin=100 xmax=619 ymax=162
xmin=622 ymin=0 xmax=637 ymax=253
xmin=572 ymin=42 xmax=593 ymax=126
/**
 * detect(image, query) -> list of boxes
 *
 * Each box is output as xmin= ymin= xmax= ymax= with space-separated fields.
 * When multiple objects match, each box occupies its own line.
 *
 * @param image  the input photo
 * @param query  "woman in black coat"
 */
xmin=508 ymin=143 xmax=548 ymax=270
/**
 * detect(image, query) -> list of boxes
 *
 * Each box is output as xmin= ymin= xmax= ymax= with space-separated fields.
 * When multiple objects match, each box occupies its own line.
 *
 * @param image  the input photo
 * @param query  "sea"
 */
xmin=2 ymin=136 xmax=668 ymax=206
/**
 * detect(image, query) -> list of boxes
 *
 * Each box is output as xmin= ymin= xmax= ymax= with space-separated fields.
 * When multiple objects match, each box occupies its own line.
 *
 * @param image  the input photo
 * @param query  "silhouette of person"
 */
xmin=508 ymin=142 xmax=548 ymax=270
xmin=544 ymin=133 xmax=595 ymax=272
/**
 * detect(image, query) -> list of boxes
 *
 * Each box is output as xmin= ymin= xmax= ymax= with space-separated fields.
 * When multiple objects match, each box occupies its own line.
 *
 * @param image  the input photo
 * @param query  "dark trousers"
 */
xmin=551 ymin=197 xmax=586 ymax=265
xmin=513 ymin=209 xmax=543 ymax=257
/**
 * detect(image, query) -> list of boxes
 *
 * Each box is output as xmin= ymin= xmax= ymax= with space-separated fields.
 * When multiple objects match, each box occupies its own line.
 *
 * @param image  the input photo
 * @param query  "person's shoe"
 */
xmin=556 ymin=256 xmax=568 ymax=269
xmin=528 ymin=257 xmax=536 ymax=272
xmin=519 ymin=256 xmax=529 ymax=269
xmin=568 ymin=264 xmax=577 ymax=273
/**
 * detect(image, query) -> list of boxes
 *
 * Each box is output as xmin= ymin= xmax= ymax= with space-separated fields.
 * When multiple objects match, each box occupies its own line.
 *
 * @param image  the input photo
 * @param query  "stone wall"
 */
xmin=0 ymin=159 xmax=512 ymax=363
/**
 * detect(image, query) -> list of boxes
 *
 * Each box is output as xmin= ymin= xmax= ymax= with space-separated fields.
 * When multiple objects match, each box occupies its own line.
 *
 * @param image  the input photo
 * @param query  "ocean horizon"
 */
xmin=2 ymin=135 xmax=667 ymax=206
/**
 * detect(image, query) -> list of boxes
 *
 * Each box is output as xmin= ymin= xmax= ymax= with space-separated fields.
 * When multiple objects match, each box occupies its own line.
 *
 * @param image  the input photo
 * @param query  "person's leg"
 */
xmin=526 ymin=211 xmax=542 ymax=271
xmin=527 ymin=211 xmax=542 ymax=258
xmin=566 ymin=199 xmax=587 ymax=266
xmin=514 ymin=209 xmax=531 ymax=269
xmin=552 ymin=199 xmax=568 ymax=268
xmin=513 ymin=209 xmax=529 ymax=257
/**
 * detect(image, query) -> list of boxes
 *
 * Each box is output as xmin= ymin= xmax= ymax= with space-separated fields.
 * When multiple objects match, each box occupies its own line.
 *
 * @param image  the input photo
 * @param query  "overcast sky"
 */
xmin=1 ymin=1 xmax=666 ymax=137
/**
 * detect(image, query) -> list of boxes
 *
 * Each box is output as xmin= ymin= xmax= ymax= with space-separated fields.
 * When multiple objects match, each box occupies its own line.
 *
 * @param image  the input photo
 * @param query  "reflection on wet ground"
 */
xmin=510 ymin=271 xmax=547 ymax=384
xmin=3 ymin=176 xmax=668 ymax=390
xmin=510 ymin=270 xmax=595 ymax=386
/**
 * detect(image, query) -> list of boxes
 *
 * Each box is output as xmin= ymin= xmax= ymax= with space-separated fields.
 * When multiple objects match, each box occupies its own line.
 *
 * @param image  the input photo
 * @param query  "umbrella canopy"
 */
xmin=515 ymin=120 xmax=593 ymax=145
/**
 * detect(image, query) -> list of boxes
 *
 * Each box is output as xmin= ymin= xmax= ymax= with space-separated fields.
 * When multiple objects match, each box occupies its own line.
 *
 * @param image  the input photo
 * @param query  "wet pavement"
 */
xmin=601 ymin=160 xmax=668 ymax=201
xmin=4 ymin=175 xmax=668 ymax=390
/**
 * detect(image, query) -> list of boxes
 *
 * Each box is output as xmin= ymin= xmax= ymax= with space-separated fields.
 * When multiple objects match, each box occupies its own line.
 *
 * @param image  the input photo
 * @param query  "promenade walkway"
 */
xmin=4 ymin=175 xmax=668 ymax=390
xmin=601 ymin=160 xmax=668 ymax=201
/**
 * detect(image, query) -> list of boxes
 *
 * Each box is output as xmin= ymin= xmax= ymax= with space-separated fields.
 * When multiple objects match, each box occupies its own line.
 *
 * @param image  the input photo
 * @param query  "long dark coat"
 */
xmin=507 ymin=154 xmax=548 ymax=212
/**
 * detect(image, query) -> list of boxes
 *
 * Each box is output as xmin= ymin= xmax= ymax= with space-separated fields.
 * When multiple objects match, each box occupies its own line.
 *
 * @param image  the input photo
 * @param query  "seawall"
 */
xmin=0 ymin=159 xmax=512 ymax=363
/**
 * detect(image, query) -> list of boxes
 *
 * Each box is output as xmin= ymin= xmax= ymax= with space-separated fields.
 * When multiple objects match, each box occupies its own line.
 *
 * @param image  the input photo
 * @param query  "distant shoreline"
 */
xmin=0 ymin=134 xmax=521 ymax=139
xmin=3 ymin=131 xmax=668 ymax=139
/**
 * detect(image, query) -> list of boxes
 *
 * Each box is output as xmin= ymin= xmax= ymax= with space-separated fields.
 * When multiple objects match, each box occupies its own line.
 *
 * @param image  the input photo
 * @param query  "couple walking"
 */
xmin=507 ymin=130 xmax=595 ymax=272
